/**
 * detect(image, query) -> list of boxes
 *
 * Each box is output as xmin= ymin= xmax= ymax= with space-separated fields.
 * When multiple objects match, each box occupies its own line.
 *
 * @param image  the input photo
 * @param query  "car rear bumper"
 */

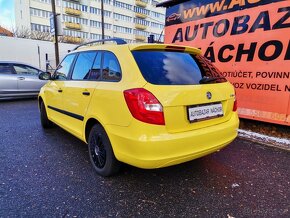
xmin=106 ymin=113 xmax=239 ymax=169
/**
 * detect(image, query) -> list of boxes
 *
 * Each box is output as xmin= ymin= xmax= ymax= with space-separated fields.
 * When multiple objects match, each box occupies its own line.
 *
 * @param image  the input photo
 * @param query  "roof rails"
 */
xmin=73 ymin=38 xmax=127 ymax=51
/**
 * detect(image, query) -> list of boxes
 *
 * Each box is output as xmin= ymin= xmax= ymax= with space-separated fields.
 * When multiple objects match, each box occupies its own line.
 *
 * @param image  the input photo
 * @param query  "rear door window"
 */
xmin=101 ymin=52 xmax=121 ymax=82
xmin=71 ymin=52 xmax=97 ymax=80
xmin=132 ymin=51 xmax=226 ymax=85
xmin=0 ymin=64 xmax=13 ymax=74
xmin=90 ymin=52 xmax=102 ymax=80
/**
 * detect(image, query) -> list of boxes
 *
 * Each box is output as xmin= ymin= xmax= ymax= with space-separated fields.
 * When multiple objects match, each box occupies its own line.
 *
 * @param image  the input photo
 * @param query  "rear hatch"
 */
xmin=131 ymin=45 xmax=236 ymax=133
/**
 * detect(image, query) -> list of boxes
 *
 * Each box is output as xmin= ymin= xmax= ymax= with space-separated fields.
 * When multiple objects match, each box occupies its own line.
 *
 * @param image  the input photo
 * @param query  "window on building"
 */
xmin=81 ymin=5 xmax=88 ymax=12
xmin=63 ymin=1 xmax=81 ymax=10
xmin=151 ymin=11 xmax=165 ymax=20
xmin=63 ymin=29 xmax=88 ymax=38
xmin=97 ymin=0 xmax=111 ymax=4
xmin=30 ymin=8 xmax=51 ymax=18
xmin=152 ymin=0 xmax=159 ymax=6
xmin=113 ymin=25 xmax=132 ymax=34
xmin=134 ymin=18 xmax=149 ymax=26
xmin=134 ymin=29 xmax=149 ymax=37
xmin=90 ymin=34 xmax=110 ymax=40
xmin=31 ymin=23 xmax=50 ymax=32
xmin=90 ymin=7 xmax=111 ymax=17
xmin=113 ymin=13 xmax=132 ymax=22
xmin=134 ymin=6 xmax=150 ymax=15
xmin=151 ymin=22 xmax=164 ymax=29
xmin=90 ymin=20 xmax=111 ymax=29
xmin=114 ymin=1 xmax=132 ymax=10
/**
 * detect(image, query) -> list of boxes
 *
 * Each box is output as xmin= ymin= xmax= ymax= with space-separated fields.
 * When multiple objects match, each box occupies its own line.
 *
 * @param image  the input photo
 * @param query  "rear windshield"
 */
xmin=132 ymin=50 xmax=226 ymax=85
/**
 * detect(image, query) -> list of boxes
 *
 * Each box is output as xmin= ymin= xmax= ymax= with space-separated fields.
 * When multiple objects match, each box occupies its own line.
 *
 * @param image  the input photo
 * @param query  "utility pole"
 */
xmin=101 ymin=0 xmax=105 ymax=43
xmin=51 ymin=0 xmax=60 ymax=66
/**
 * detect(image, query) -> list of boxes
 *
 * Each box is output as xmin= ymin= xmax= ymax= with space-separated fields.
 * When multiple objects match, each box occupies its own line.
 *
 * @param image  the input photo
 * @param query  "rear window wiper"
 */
xmin=199 ymin=76 xmax=226 ymax=84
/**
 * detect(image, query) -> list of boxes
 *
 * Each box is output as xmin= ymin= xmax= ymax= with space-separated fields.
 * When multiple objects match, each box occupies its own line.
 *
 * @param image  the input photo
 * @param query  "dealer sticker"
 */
xmin=188 ymin=103 xmax=223 ymax=122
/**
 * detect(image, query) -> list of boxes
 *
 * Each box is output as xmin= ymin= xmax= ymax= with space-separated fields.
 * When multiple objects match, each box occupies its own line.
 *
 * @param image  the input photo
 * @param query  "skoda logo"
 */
xmin=206 ymin=92 xmax=212 ymax=100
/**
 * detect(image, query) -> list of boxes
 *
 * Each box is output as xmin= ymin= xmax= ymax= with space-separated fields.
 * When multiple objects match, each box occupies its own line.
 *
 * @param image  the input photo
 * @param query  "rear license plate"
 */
xmin=188 ymin=102 xmax=223 ymax=122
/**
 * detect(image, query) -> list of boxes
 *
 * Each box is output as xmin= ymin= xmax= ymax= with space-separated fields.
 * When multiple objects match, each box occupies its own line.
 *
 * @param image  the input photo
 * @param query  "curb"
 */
xmin=238 ymin=129 xmax=290 ymax=151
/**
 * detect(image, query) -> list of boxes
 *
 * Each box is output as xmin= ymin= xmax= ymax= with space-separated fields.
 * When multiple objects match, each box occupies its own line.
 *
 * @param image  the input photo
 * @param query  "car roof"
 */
xmin=0 ymin=61 xmax=42 ymax=70
xmin=73 ymin=43 xmax=201 ymax=55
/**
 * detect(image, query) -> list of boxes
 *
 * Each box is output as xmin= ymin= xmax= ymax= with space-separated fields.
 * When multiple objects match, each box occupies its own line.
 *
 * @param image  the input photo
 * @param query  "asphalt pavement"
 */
xmin=0 ymin=99 xmax=289 ymax=217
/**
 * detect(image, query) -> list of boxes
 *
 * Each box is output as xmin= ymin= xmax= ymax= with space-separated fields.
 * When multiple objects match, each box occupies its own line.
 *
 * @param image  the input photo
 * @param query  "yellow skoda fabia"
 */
xmin=38 ymin=39 xmax=239 ymax=176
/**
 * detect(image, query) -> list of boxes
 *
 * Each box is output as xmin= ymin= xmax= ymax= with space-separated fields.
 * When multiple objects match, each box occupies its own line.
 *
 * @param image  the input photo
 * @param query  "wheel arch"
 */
xmin=85 ymin=118 xmax=101 ymax=143
xmin=38 ymin=96 xmax=44 ymax=110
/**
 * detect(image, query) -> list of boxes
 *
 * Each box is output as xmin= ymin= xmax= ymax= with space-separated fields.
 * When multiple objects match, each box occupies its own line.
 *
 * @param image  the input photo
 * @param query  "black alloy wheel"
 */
xmin=88 ymin=124 xmax=120 ymax=176
xmin=90 ymin=132 xmax=106 ymax=169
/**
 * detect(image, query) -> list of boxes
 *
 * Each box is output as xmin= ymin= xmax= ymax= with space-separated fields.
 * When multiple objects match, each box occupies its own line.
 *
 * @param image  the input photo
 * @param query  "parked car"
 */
xmin=38 ymin=39 xmax=239 ymax=177
xmin=0 ymin=61 xmax=47 ymax=99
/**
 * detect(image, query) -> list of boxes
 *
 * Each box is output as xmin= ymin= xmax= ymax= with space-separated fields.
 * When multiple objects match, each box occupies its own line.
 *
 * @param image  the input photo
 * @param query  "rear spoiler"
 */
xmin=129 ymin=44 xmax=201 ymax=54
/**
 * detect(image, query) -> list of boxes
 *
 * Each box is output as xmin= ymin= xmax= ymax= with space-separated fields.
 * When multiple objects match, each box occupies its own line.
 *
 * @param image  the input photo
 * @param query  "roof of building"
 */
xmin=156 ymin=0 xmax=191 ymax=8
xmin=0 ymin=26 xmax=13 ymax=37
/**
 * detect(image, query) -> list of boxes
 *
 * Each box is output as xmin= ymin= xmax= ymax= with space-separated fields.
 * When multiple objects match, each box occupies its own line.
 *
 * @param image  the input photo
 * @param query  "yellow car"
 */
xmin=38 ymin=38 xmax=239 ymax=176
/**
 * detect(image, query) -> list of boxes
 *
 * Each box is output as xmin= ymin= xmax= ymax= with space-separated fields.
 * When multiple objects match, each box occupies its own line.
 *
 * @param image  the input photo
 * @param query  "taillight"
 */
xmin=233 ymin=99 xmax=238 ymax=111
xmin=233 ymin=90 xmax=238 ymax=111
xmin=123 ymin=88 xmax=165 ymax=125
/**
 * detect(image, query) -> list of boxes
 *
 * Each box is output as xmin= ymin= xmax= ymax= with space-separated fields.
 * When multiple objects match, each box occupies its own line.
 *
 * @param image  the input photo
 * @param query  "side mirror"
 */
xmin=39 ymin=72 xmax=52 ymax=80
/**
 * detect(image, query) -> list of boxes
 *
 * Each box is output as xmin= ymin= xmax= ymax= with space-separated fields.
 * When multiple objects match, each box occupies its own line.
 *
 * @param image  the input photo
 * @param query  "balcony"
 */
xmin=65 ymin=22 xmax=81 ymax=30
xmin=63 ymin=36 xmax=83 ymax=44
xmin=135 ymin=0 xmax=147 ymax=8
xmin=135 ymin=12 xmax=147 ymax=19
xmin=65 ymin=7 xmax=81 ymax=16
xmin=135 ymin=23 xmax=146 ymax=30
xmin=135 ymin=35 xmax=146 ymax=41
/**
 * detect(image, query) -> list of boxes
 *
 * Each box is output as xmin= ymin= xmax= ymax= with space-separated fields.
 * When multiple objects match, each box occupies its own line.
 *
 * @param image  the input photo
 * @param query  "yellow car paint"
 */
xmin=39 ymin=42 xmax=239 ymax=170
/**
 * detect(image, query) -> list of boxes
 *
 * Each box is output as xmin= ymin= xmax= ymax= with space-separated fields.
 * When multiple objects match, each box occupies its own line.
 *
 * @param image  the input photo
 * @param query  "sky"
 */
xmin=0 ymin=0 xmax=15 ymax=30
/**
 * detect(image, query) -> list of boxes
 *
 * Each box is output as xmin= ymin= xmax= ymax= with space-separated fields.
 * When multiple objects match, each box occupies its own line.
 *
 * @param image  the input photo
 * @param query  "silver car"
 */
xmin=0 ymin=61 xmax=47 ymax=99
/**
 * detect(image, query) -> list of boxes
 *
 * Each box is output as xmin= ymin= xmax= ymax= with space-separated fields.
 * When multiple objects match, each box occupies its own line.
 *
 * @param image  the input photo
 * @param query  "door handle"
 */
xmin=82 ymin=91 xmax=90 ymax=96
xmin=17 ymin=77 xmax=25 ymax=80
xmin=58 ymin=89 xmax=63 ymax=93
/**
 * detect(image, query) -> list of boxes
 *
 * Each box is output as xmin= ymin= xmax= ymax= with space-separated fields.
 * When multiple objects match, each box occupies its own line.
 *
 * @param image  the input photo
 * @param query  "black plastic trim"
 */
xmin=48 ymin=105 xmax=84 ymax=121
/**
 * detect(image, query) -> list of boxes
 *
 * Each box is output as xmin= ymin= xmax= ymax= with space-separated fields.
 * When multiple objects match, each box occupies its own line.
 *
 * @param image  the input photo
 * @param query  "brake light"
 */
xmin=123 ymin=88 xmax=165 ymax=125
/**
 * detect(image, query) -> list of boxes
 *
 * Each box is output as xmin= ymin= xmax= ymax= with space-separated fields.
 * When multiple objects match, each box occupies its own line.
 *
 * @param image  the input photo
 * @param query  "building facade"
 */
xmin=14 ymin=0 xmax=165 ymax=44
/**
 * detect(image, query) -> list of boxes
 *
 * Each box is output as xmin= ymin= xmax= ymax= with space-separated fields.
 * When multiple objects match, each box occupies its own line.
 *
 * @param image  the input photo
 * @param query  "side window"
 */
xmin=72 ymin=52 xmax=97 ymax=80
xmin=54 ymin=54 xmax=76 ymax=80
xmin=102 ymin=52 xmax=121 ymax=82
xmin=0 ymin=64 xmax=13 ymax=74
xmin=26 ymin=66 xmax=40 ymax=75
xmin=90 ymin=52 xmax=102 ymax=80
xmin=14 ymin=65 xmax=39 ymax=75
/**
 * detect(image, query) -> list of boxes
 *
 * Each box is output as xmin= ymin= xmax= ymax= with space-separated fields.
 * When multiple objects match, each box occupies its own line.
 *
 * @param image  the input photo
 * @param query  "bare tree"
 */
xmin=11 ymin=27 xmax=32 ymax=38
xmin=31 ymin=31 xmax=52 ymax=41
xmin=8 ymin=26 xmax=84 ymax=44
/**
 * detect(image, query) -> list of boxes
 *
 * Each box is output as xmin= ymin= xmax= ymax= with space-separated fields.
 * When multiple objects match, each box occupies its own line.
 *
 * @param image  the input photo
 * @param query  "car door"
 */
xmin=86 ymin=51 xmax=123 ymax=126
xmin=44 ymin=53 xmax=77 ymax=125
xmin=13 ymin=64 xmax=47 ymax=95
xmin=60 ymin=51 xmax=98 ymax=138
xmin=0 ymin=63 xmax=18 ymax=98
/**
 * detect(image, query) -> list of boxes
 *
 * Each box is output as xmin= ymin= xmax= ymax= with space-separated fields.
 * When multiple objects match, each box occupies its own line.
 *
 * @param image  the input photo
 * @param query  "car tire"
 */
xmin=40 ymin=102 xmax=53 ymax=128
xmin=88 ymin=124 xmax=120 ymax=177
